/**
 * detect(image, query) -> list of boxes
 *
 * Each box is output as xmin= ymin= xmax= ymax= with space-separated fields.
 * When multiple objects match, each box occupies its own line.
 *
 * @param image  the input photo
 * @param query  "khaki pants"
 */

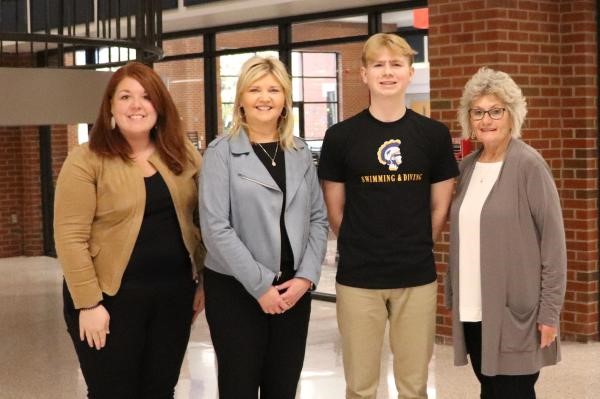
xmin=336 ymin=282 xmax=437 ymax=399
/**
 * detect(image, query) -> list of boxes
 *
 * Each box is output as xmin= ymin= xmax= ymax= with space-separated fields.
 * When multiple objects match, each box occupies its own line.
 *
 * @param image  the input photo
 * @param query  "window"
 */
xmin=291 ymin=51 xmax=339 ymax=153
xmin=154 ymin=59 xmax=206 ymax=149
xmin=218 ymin=50 xmax=339 ymax=155
xmin=218 ymin=51 xmax=279 ymax=134
xmin=96 ymin=47 xmax=137 ymax=70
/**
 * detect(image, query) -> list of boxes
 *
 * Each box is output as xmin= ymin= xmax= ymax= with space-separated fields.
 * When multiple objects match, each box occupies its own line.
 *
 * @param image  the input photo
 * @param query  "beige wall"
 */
xmin=0 ymin=68 xmax=112 ymax=126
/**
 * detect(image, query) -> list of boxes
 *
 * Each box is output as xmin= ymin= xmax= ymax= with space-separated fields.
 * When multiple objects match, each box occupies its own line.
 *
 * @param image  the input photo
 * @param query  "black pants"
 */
xmin=204 ymin=268 xmax=311 ymax=399
xmin=63 ymin=278 xmax=195 ymax=399
xmin=463 ymin=322 xmax=539 ymax=399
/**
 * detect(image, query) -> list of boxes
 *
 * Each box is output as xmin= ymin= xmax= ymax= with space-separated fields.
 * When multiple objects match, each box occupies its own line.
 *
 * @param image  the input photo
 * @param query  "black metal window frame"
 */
xmin=156 ymin=0 xmax=428 ymax=146
xmin=216 ymin=49 xmax=340 ymax=141
xmin=218 ymin=50 xmax=281 ymax=135
xmin=291 ymin=51 xmax=339 ymax=140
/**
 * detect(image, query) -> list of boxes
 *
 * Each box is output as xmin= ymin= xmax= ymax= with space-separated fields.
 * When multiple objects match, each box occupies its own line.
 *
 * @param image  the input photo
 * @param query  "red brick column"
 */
xmin=20 ymin=127 xmax=44 ymax=256
xmin=559 ymin=0 xmax=598 ymax=342
xmin=0 ymin=124 xmax=70 ymax=258
xmin=429 ymin=0 xmax=598 ymax=342
xmin=52 ymin=125 xmax=69 ymax=185
xmin=0 ymin=127 xmax=25 ymax=257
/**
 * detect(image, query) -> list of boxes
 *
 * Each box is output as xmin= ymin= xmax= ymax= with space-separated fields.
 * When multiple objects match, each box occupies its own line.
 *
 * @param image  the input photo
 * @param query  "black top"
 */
xmin=251 ymin=141 xmax=294 ymax=282
xmin=318 ymin=108 xmax=459 ymax=289
xmin=123 ymin=172 xmax=191 ymax=282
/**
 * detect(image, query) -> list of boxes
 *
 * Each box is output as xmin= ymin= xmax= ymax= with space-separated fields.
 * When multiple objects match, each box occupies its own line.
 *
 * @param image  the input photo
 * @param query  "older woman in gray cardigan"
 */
xmin=447 ymin=67 xmax=567 ymax=399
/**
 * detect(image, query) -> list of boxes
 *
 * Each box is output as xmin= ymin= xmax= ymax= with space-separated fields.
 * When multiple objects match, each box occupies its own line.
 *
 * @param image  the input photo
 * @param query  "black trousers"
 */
xmin=204 ymin=268 xmax=311 ymax=399
xmin=63 ymin=278 xmax=195 ymax=399
xmin=463 ymin=322 xmax=539 ymax=399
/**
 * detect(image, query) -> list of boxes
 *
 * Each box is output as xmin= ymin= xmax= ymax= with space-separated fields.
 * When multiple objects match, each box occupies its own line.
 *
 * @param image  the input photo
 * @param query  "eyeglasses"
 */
xmin=468 ymin=107 xmax=506 ymax=121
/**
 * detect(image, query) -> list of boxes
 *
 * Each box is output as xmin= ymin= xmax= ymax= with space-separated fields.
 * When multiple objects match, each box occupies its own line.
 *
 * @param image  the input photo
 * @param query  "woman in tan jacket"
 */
xmin=54 ymin=62 xmax=204 ymax=399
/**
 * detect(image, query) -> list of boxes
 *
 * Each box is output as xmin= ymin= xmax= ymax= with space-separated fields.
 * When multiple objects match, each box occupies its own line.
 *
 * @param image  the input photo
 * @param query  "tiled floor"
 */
xmin=1 ymin=256 xmax=599 ymax=399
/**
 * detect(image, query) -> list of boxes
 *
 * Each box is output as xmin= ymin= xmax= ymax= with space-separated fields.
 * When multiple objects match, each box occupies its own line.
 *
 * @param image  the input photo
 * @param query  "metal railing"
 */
xmin=0 ymin=0 xmax=163 ymax=68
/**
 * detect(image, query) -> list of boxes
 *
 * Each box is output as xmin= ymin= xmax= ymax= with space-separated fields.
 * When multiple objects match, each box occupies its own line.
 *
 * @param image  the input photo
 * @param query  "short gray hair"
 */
xmin=458 ymin=67 xmax=527 ymax=139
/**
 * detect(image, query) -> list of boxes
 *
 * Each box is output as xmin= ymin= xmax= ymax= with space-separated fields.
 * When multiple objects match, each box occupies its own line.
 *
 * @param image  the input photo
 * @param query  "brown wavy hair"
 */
xmin=89 ymin=61 xmax=193 ymax=175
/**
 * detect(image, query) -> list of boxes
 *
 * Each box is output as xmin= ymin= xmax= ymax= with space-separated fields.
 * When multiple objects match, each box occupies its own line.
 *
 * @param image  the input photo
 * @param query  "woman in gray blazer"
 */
xmin=199 ymin=56 xmax=328 ymax=399
xmin=447 ymin=67 xmax=567 ymax=399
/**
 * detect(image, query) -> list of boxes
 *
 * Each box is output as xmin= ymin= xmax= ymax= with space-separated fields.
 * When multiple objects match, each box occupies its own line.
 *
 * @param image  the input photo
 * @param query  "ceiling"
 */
xmin=162 ymin=0 xmax=412 ymax=33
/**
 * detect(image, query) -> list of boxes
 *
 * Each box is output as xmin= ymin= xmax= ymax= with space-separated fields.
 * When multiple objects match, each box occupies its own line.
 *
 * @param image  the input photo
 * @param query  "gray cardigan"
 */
xmin=447 ymin=138 xmax=567 ymax=376
xmin=199 ymin=131 xmax=328 ymax=299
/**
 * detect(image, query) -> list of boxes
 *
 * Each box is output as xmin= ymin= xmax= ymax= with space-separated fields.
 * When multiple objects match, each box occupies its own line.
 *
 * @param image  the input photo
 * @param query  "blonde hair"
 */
xmin=229 ymin=56 xmax=295 ymax=149
xmin=458 ymin=67 xmax=527 ymax=139
xmin=362 ymin=33 xmax=417 ymax=66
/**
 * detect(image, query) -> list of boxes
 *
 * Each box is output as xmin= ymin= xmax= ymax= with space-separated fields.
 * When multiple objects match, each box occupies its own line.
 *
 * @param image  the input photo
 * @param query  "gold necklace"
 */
xmin=256 ymin=142 xmax=279 ymax=166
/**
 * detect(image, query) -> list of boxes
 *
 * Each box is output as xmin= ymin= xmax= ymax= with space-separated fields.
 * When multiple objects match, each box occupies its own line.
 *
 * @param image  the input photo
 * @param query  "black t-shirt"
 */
xmin=318 ymin=108 xmax=459 ymax=289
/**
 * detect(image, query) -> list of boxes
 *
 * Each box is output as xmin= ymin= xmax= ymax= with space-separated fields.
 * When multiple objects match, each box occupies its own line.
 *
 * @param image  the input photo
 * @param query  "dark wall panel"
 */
xmin=30 ymin=0 xmax=175 ymax=32
xmin=0 ymin=0 xmax=27 ymax=32
xmin=30 ymin=0 xmax=93 ymax=32
xmin=97 ymin=0 xmax=177 ymax=19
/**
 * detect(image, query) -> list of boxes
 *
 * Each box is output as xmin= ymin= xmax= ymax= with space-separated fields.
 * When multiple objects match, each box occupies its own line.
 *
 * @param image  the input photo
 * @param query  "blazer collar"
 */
xmin=228 ymin=129 xmax=306 ymax=153
xmin=228 ymin=130 xmax=310 ymax=207
xmin=229 ymin=129 xmax=253 ymax=155
xmin=285 ymin=138 xmax=309 ymax=209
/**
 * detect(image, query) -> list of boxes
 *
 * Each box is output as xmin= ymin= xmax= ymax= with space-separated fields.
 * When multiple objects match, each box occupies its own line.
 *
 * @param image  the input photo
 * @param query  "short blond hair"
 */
xmin=362 ymin=33 xmax=417 ymax=66
xmin=229 ymin=56 xmax=295 ymax=149
xmin=458 ymin=67 xmax=527 ymax=139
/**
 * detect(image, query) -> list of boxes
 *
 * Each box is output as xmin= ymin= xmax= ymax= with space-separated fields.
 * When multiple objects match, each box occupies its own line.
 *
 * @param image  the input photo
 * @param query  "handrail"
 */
xmin=0 ymin=0 xmax=163 ymax=68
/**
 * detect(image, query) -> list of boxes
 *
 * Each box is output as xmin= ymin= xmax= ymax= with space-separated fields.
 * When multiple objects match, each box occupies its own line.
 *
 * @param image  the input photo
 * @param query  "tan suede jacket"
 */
xmin=54 ymin=142 xmax=204 ymax=309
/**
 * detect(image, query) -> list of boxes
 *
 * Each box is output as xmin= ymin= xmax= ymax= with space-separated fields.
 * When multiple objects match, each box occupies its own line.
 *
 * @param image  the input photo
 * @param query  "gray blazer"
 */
xmin=199 ymin=130 xmax=328 ymax=299
xmin=447 ymin=138 xmax=567 ymax=376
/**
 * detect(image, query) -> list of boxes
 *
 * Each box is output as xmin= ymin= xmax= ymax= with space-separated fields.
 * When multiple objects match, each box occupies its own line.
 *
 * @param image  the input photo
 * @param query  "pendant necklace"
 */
xmin=256 ymin=142 xmax=279 ymax=166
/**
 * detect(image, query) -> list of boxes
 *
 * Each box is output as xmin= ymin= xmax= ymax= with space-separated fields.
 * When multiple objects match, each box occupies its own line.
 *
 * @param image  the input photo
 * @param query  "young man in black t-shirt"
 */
xmin=318 ymin=33 xmax=459 ymax=398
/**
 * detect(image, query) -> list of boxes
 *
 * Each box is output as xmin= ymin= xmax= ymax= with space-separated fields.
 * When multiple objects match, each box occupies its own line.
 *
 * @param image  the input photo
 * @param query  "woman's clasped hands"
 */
xmin=258 ymin=277 xmax=312 ymax=315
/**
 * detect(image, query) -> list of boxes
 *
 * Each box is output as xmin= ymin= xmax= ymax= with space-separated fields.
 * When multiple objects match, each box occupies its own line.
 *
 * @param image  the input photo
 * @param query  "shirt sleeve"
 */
xmin=54 ymin=147 xmax=103 ymax=309
xmin=524 ymin=156 xmax=567 ymax=327
xmin=430 ymin=125 xmax=459 ymax=183
xmin=294 ymin=147 xmax=329 ymax=286
xmin=318 ymin=126 xmax=347 ymax=182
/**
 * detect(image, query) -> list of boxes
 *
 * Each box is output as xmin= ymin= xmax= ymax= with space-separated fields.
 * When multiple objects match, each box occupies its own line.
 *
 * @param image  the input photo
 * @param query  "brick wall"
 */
xmin=0 ymin=123 xmax=69 ymax=258
xmin=52 ymin=125 xmax=69 ymax=186
xmin=292 ymin=21 xmax=368 ymax=42
xmin=429 ymin=0 xmax=598 ymax=342
xmin=20 ymin=126 xmax=43 ymax=256
xmin=0 ymin=127 xmax=24 ymax=257
xmin=154 ymin=59 xmax=206 ymax=147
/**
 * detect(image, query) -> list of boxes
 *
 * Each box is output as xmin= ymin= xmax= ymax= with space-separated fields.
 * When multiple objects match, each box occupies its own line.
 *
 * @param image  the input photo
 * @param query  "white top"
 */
xmin=458 ymin=161 xmax=503 ymax=322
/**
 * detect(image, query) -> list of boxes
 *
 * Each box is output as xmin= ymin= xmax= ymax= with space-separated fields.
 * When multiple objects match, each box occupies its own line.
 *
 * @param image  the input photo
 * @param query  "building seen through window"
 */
xmin=219 ymin=51 xmax=339 ymax=160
